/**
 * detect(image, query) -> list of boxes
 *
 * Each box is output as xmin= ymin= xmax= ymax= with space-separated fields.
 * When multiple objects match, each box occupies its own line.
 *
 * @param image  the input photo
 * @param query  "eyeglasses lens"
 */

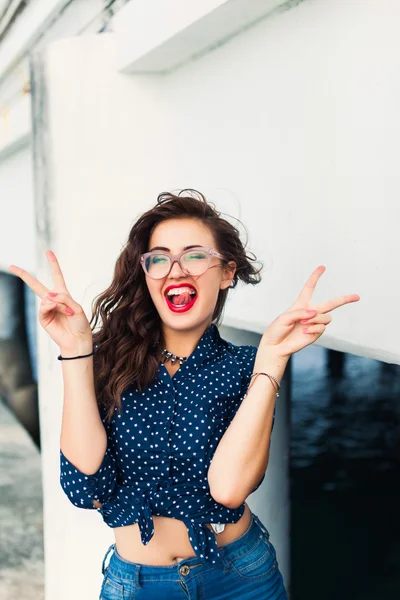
xmin=145 ymin=249 xmax=209 ymax=279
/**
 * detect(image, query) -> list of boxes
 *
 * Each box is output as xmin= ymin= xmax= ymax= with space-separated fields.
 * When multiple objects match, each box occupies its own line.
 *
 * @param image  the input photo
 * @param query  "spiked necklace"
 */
xmin=156 ymin=341 xmax=188 ymax=365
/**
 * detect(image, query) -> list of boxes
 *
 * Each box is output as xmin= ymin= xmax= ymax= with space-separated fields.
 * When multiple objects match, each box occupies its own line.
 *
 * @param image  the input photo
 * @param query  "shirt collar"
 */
xmin=156 ymin=322 xmax=221 ymax=385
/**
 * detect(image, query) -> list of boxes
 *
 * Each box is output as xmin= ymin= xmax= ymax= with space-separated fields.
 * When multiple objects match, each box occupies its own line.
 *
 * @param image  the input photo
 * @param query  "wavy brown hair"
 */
xmin=90 ymin=189 xmax=263 ymax=424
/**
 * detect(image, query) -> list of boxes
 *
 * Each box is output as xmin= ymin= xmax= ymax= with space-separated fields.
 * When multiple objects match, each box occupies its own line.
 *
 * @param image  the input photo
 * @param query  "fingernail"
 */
xmin=303 ymin=328 xmax=309 ymax=333
xmin=49 ymin=292 xmax=58 ymax=296
xmin=300 ymin=319 xmax=310 ymax=323
xmin=66 ymin=307 xmax=74 ymax=315
xmin=307 ymin=309 xmax=316 ymax=313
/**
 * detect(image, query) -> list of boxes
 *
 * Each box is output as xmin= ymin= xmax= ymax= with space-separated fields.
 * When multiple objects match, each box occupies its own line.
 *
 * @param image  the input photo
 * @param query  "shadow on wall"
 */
xmin=0 ymin=271 xmax=40 ymax=449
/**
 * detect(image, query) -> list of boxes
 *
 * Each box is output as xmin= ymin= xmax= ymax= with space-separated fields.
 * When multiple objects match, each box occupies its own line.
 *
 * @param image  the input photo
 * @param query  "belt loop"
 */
xmin=134 ymin=564 xmax=143 ymax=589
xmin=252 ymin=513 xmax=270 ymax=538
xmin=101 ymin=543 xmax=116 ymax=575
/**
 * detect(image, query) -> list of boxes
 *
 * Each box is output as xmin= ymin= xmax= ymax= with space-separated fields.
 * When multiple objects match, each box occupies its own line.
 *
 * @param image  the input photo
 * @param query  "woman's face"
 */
xmin=145 ymin=218 xmax=236 ymax=333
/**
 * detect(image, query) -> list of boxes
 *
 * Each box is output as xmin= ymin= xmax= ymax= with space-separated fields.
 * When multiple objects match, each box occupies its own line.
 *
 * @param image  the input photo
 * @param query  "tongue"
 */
xmin=171 ymin=292 xmax=192 ymax=306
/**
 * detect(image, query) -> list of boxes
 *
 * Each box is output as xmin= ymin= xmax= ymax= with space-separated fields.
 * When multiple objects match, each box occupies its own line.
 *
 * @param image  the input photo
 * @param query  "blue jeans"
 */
xmin=99 ymin=511 xmax=288 ymax=599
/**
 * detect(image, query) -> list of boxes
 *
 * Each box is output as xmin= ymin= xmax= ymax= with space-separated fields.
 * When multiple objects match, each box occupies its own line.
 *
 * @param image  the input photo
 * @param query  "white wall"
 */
xmin=0 ymin=146 xmax=35 ymax=272
xmin=141 ymin=0 xmax=400 ymax=365
xmin=0 ymin=0 xmax=105 ymax=274
xmin=39 ymin=0 xmax=400 ymax=366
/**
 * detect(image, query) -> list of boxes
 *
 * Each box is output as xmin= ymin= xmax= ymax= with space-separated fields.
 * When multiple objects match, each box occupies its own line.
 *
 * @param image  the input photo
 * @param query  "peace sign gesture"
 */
xmin=7 ymin=250 xmax=93 ymax=353
xmin=259 ymin=265 xmax=360 ymax=360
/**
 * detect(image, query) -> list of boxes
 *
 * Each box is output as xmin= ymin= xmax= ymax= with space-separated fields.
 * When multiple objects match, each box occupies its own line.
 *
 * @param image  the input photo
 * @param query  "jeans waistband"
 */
xmin=101 ymin=511 xmax=271 ymax=586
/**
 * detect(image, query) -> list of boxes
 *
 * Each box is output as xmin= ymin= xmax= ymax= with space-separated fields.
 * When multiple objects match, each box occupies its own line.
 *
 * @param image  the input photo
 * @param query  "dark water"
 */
xmin=291 ymin=345 xmax=400 ymax=600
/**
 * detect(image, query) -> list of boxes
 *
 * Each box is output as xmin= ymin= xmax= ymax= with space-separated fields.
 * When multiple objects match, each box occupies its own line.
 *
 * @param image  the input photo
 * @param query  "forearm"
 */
xmin=208 ymin=354 xmax=288 ymax=507
xmin=59 ymin=339 xmax=107 ymax=475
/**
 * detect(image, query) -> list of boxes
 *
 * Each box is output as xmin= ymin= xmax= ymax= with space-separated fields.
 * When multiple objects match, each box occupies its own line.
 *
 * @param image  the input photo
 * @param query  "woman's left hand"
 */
xmin=259 ymin=265 xmax=360 ymax=360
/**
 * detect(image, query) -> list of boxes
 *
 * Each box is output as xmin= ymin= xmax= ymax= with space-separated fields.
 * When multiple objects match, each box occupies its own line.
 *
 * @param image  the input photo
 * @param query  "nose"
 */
xmin=168 ymin=257 xmax=186 ymax=277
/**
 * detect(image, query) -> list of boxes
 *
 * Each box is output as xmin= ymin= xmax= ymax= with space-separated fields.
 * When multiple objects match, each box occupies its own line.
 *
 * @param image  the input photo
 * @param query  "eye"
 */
xmin=151 ymin=255 xmax=168 ymax=264
xmin=182 ymin=250 xmax=208 ymax=261
xmin=187 ymin=254 xmax=202 ymax=259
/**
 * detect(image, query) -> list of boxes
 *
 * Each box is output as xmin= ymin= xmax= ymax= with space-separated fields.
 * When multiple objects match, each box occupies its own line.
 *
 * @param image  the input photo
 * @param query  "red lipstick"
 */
xmin=164 ymin=283 xmax=198 ymax=313
xmin=164 ymin=283 xmax=197 ymax=295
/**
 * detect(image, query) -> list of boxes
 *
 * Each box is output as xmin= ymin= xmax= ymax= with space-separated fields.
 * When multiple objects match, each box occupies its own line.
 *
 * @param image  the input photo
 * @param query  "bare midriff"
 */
xmin=112 ymin=360 xmax=251 ymax=566
xmin=113 ymin=502 xmax=251 ymax=565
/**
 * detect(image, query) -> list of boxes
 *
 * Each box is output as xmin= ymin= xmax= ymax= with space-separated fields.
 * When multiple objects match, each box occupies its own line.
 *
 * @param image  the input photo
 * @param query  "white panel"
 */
xmin=0 ymin=92 xmax=31 ymax=157
xmin=220 ymin=325 xmax=290 ymax=584
xmin=0 ymin=147 xmax=34 ymax=273
xmin=114 ymin=0 xmax=287 ymax=73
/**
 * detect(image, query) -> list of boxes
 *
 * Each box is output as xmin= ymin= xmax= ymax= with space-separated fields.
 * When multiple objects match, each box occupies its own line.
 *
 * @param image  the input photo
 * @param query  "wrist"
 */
xmin=254 ymin=353 xmax=289 ymax=382
xmin=59 ymin=341 xmax=93 ymax=358
xmin=248 ymin=371 xmax=280 ymax=397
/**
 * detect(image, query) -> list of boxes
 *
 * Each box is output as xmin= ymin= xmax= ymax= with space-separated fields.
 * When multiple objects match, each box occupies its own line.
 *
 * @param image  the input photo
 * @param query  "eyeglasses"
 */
xmin=140 ymin=246 xmax=226 ymax=280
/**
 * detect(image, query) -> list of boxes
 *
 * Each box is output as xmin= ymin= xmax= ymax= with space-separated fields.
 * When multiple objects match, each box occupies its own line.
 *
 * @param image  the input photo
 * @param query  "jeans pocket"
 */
xmin=229 ymin=534 xmax=277 ymax=581
xmin=100 ymin=568 xmax=133 ymax=600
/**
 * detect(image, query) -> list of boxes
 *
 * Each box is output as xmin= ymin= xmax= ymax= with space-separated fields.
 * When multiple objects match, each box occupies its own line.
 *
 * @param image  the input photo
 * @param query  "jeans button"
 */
xmin=179 ymin=565 xmax=190 ymax=576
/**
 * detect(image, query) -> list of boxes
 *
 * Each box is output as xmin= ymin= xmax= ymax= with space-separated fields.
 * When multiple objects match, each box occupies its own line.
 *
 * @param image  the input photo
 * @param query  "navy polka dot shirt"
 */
xmin=59 ymin=323 xmax=275 ymax=566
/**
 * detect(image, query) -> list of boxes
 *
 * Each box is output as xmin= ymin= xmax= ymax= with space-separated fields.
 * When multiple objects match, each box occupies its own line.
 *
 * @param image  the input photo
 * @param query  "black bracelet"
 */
xmin=57 ymin=350 xmax=94 ymax=361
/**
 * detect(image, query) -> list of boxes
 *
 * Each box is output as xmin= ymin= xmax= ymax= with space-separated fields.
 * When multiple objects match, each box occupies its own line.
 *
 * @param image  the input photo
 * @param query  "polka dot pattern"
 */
xmin=59 ymin=323 xmax=275 ymax=566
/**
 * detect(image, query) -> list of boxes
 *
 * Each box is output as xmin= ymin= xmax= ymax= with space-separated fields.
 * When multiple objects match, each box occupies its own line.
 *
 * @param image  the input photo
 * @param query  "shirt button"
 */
xmin=134 ymin=498 xmax=140 ymax=504
xmin=179 ymin=565 xmax=191 ymax=576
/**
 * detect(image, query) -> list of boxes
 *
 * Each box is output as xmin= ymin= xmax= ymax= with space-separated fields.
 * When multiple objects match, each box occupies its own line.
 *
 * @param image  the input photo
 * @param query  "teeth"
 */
xmin=166 ymin=286 xmax=196 ymax=297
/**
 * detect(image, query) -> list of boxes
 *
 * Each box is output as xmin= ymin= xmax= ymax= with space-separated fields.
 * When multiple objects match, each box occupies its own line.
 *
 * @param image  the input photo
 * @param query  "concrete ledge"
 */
xmin=113 ymin=0 xmax=289 ymax=74
xmin=0 ymin=0 xmax=66 ymax=83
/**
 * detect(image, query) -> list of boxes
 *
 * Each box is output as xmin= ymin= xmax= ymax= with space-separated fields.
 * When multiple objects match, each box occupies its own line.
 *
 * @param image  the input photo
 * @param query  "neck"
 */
xmin=160 ymin=320 xmax=212 ymax=358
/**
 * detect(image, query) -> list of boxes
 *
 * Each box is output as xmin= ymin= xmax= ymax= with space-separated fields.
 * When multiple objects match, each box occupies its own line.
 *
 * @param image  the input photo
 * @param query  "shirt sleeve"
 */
xmin=234 ymin=345 xmax=276 ymax=494
xmin=59 ymin=404 xmax=118 ymax=509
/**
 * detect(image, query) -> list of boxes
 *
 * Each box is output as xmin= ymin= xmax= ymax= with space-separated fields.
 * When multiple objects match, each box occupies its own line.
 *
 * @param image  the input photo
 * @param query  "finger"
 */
xmin=302 ymin=324 xmax=326 ymax=335
xmin=41 ymin=297 xmax=75 ymax=317
xmin=44 ymin=291 xmax=81 ymax=313
xmin=295 ymin=265 xmax=326 ymax=306
xmin=46 ymin=250 xmax=69 ymax=292
xmin=278 ymin=308 xmax=318 ymax=327
xmin=8 ymin=264 xmax=49 ymax=298
xmin=311 ymin=293 xmax=360 ymax=315
xmin=300 ymin=314 xmax=332 ymax=325
xmin=39 ymin=298 xmax=58 ymax=316
xmin=44 ymin=296 xmax=75 ymax=315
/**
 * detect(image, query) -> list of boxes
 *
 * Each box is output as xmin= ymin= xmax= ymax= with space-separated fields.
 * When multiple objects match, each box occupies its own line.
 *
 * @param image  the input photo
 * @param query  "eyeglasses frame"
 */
xmin=140 ymin=246 xmax=227 ymax=279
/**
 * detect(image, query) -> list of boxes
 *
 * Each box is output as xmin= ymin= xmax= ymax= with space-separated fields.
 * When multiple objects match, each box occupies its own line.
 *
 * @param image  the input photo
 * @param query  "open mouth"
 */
xmin=164 ymin=285 xmax=198 ymax=311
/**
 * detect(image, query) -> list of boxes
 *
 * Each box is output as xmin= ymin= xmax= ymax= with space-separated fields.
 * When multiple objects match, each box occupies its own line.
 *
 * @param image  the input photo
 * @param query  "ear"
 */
xmin=220 ymin=261 xmax=236 ymax=290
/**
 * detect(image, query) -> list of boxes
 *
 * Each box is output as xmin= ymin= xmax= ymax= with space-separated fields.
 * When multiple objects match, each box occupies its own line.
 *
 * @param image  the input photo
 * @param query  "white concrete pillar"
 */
xmin=220 ymin=324 xmax=291 ymax=596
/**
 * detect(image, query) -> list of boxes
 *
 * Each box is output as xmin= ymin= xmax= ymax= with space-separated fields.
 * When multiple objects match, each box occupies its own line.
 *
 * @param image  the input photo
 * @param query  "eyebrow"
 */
xmin=149 ymin=244 xmax=203 ymax=252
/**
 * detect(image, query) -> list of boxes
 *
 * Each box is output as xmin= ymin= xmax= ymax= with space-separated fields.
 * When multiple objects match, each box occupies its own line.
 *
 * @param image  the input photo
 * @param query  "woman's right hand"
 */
xmin=8 ymin=249 xmax=93 ymax=353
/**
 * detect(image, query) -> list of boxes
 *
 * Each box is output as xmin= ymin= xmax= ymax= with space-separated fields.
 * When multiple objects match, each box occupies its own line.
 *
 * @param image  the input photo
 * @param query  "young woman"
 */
xmin=8 ymin=189 xmax=359 ymax=599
